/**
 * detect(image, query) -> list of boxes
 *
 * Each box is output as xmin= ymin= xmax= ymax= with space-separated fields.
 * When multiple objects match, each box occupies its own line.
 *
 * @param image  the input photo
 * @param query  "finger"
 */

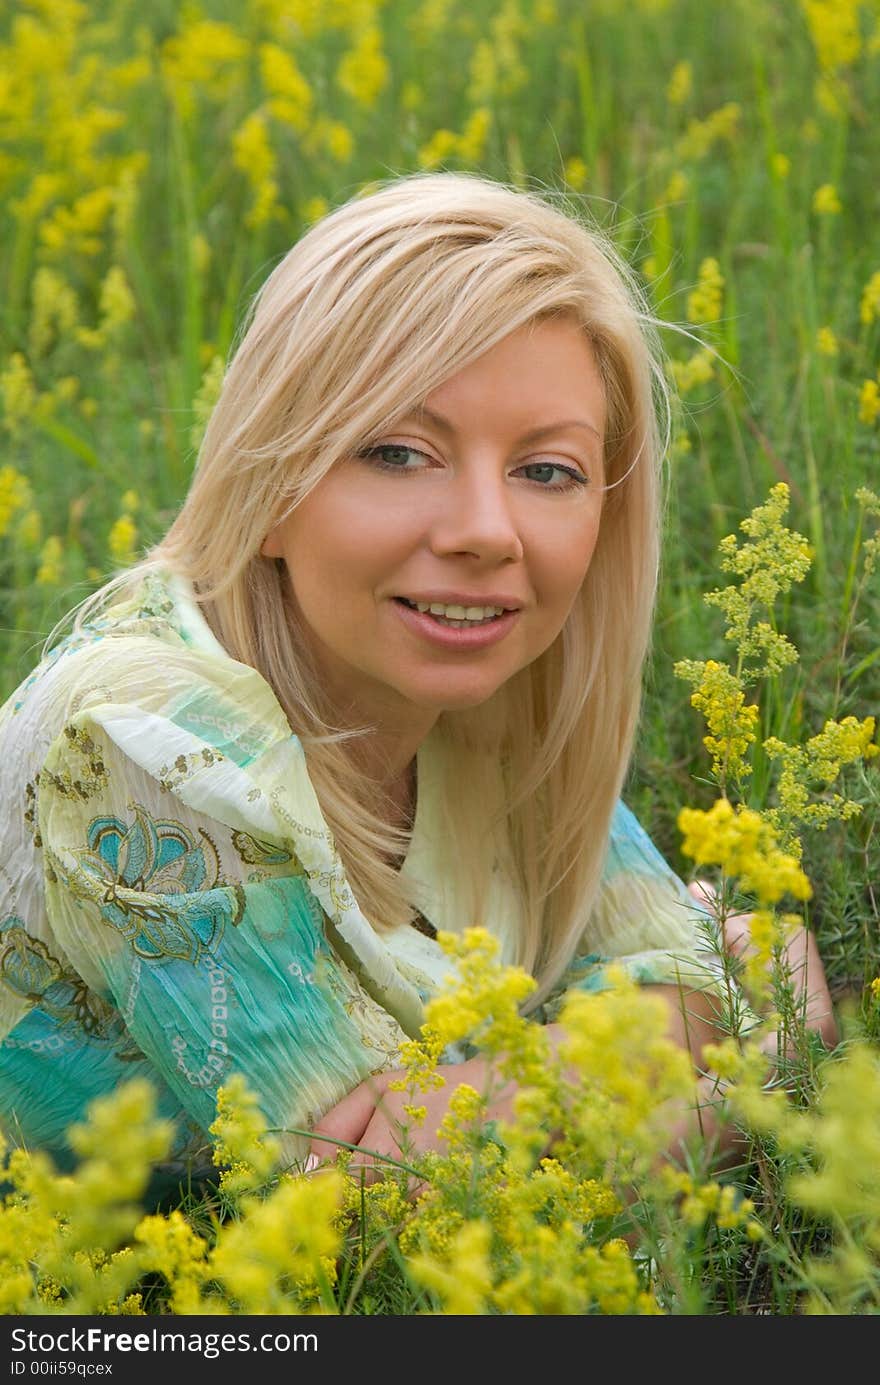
xmin=309 ymin=1075 xmax=387 ymax=1162
xmin=688 ymin=878 xmax=718 ymax=907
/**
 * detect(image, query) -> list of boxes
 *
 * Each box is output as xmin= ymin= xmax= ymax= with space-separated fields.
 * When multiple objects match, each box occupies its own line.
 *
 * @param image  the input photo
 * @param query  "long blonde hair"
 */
xmin=52 ymin=171 xmax=669 ymax=1008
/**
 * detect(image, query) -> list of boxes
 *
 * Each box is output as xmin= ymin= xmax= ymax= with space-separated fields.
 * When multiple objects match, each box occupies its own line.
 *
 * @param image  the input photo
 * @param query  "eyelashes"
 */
xmin=355 ymin=443 xmax=591 ymax=493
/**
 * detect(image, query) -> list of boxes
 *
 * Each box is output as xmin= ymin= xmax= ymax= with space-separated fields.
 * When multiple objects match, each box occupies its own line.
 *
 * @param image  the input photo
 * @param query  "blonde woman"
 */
xmin=0 ymin=172 xmax=833 ymax=1196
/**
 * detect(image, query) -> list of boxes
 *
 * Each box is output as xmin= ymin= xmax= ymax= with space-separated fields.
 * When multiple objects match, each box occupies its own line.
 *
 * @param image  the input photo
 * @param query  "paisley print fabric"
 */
xmin=0 ymin=567 xmax=716 ymax=1196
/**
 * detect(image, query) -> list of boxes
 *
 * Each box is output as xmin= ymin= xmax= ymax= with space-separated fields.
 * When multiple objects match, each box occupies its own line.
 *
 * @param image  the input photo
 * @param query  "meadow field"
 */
xmin=1 ymin=0 xmax=879 ymax=1316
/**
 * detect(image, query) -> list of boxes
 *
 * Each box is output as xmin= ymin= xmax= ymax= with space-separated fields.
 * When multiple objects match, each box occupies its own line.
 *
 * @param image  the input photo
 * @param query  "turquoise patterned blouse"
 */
xmin=0 ymin=569 xmax=716 ymax=1195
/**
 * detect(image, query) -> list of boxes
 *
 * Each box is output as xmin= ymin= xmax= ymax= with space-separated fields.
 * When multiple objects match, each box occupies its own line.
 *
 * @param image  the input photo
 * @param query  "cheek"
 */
xmin=542 ymin=517 xmax=602 ymax=606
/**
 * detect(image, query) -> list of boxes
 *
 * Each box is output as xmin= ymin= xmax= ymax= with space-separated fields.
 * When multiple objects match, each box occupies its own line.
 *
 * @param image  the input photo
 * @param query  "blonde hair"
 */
xmin=52 ymin=171 xmax=669 ymax=1008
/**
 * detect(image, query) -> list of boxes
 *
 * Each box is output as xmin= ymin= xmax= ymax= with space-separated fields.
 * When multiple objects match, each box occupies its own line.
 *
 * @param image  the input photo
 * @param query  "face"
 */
xmin=261 ymin=316 xmax=606 ymax=749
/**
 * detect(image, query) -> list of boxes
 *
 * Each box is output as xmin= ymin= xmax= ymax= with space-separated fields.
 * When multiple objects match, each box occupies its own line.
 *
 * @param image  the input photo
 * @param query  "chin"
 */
xmin=410 ymin=682 xmax=506 ymax=712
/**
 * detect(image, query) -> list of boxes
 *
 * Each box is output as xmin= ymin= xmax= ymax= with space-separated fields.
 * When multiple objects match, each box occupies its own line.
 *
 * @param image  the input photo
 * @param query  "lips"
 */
xmin=392 ymin=597 xmax=519 ymax=649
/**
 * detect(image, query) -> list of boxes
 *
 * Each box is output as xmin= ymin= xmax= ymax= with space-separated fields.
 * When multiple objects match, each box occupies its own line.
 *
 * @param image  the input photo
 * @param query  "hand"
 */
xmin=308 ymin=1054 xmax=517 ymax=1184
xmin=687 ymin=877 xmax=838 ymax=1049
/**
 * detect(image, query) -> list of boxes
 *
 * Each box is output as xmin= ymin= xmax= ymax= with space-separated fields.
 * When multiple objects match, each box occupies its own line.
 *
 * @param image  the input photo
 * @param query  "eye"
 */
xmin=356 ymin=443 xmax=431 ymax=471
xmin=517 ymin=461 xmax=591 ymax=492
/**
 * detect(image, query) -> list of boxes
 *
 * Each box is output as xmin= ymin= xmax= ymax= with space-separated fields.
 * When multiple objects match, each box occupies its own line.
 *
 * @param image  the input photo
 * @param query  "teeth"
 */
xmin=413 ymin=601 xmax=505 ymax=620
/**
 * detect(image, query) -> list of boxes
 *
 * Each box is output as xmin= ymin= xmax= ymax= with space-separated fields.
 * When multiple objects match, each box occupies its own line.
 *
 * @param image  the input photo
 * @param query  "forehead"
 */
xmin=420 ymin=318 xmax=606 ymax=425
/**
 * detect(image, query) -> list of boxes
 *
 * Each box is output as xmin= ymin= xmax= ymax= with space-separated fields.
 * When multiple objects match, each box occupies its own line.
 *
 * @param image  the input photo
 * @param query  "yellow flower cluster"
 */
xmin=29 ymin=267 xmax=79 ymax=358
xmin=418 ymin=108 xmax=493 ymax=170
xmin=563 ymin=156 xmax=588 ymax=190
xmin=815 ymin=325 xmax=838 ymax=356
xmin=40 ymin=186 xmax=116 ymax=258
xmin=35 ymin=535 xmax=64 ymax=586
xmin=260 ymin=41 xmax=313 ymax=131
xmin=0 ymin=464 xmax=33 ymax=538
xmin=812 ymin=182 xmax=842 ymax=214
xmin=801 ymin=0 xmax=862 ymax=71
xmin=762 ymin=717 xmax=879 ymax=848
xmin=678 ymin=798 xmax=812 ymax=906
xmin=667 ymin=60 xmax=692 ymax=106
xmin=854 ymin=487 xmax=880 ymax=577
xmin=160 ymin=20 xmax=249 ymax=110
xmin=706 ymin=483 xmax=812 ymax=677
xmin=232 ymin=112 xmax=279 ymax=230
xmin=861 ymin=270 xmax=880 ymax=324
xmin=670 ymin=346 xmax=715 ymax=394
xmin=675 ymin=102 xmax=740 ymax=162
xmin=1 ymin=353 xmax=37 ymax=435
xmin=859 ymin=377 xmax=880 ymax=425
xmin=687 ymin=257 xmax=724 ymax=325
xmin=76 ymin=265 xmax=136 ymax=352
xmin=674 ymin=658 xmax=760 ymax=786
xmin=336 ymin=25 xmax=389 ymax=109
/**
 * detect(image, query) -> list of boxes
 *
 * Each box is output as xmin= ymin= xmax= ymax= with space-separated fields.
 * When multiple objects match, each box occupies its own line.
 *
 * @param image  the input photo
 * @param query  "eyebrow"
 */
xmin=407 ymin=405 xmax=603 ymax=444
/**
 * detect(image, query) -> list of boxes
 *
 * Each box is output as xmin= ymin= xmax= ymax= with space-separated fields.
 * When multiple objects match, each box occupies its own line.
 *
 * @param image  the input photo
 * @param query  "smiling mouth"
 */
xmin=395 ymin=597 xmax=507 ymax=628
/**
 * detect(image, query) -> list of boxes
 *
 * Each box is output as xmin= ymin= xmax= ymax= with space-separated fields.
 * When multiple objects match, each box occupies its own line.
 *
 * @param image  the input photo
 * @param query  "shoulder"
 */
xmin=1 ymin=568 xmax=290 ymax=780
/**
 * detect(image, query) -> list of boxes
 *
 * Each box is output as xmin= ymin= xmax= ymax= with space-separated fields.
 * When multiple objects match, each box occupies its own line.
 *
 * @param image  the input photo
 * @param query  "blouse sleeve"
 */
xmin=537 ymin=799 xmax=726 ymax=1022
xmin=34 ymin=638 xmax=422 ymax=1170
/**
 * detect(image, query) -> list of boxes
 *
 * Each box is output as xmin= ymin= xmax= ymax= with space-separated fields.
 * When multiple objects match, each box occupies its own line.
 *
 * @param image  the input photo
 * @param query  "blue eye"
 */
xmin=519 ymin=462 xmax=590 ymax=491
xmin=357 ymin=444 xmax=426 ymax=470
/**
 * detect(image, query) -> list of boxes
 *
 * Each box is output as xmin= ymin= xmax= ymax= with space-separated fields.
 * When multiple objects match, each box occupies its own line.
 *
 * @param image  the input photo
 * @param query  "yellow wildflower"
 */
xmin=812 ymin=182 xmax=842 ymax=215
xmin=664 ymin=170 xmax=689 ymax=203
xmin=564 ymin=156 xmax=588 ymax=190
xmin=705 ymin=483 xmax=812 ymax=677
xmin=160 ymin=20 xmax=248 ymax=99
xmin=676 ymin=102 xmax=740 ymax=161
xmin=670 ymin=346 xmax=715 ymax=393
xmin=815 ymin=326 xmax=838 ymax=356
xmin=674 ymin=658 xmax=759 ymax=784
xmin=859 ymin=379 xmax=880 ymax=425
xmin=35 ymin=535 xmax=63 ymax=586
xmin=666 ymin=60 xmax=692 ymax=106
xmin=871 ymin=978 xmax=880 ymax=1001
xmin=1 ymin=353 xmax=36 ymax=435
xmin=303 ymin=116 xmax=354 ymax=164
xmin=302 ymin=196 xmax=328 ymax=226
xmin=468 ymin=39 xmax=496 ymax=104
xmin=99 ymin=265 xmax=136 ymax=337
xmin=232 ymin=112 xmax=279 ymax=230
xmin=407 ymin=1219 xmax=493 ymax=1314
xmin=771 ymin=152 xmax=791 ymax=179
xmin=39 ymin=186 xmax=115 ymax=257
xmin=29 ymin=267 xmax=79 ymax=358
xmin=687 ymin=257 xmax=724 ymax=324
xmin=418 ymin=127 xmax=459 ymax=170
xmin=18 ymin=508 xmax=42 ymax=549
xmin=860 ymin=270 xmax=880 ymax=324
xmin=108 ymin=514 xmax=137 ymax=565
xmin=336 ymin=25 xmax=389 ymax=109
xmin=801 ymin=0 xmax=862 ymax=71
xmin=456 ymin=107 xmax=490 ymax=164
xmin=191 ymin=233 xmax=211 ymax=276
xmin=210 ymin=1073 xmax=281 ymax=1200
xmin=260 ymin=41 xmax=312 ymax=131
xmin=208 ymin=1171 xmax=345 ymax=1313
xmin=0 ymin=465 xmax=33 ymax=537
xmin=678 ymin=798 xmax=812 ymax=905
xmin=135 ymin=1211 xmax=207 ymax=1316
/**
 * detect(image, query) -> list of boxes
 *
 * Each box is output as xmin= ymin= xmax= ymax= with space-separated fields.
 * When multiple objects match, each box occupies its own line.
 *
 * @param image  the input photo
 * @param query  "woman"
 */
xmin=0 ymin=172 xmax=834 ymax=1195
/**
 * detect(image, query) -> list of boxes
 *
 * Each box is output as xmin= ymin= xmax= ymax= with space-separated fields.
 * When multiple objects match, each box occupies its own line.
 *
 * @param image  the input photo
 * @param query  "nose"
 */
xmin=427 ymin=460 xmax=524 ymax=564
